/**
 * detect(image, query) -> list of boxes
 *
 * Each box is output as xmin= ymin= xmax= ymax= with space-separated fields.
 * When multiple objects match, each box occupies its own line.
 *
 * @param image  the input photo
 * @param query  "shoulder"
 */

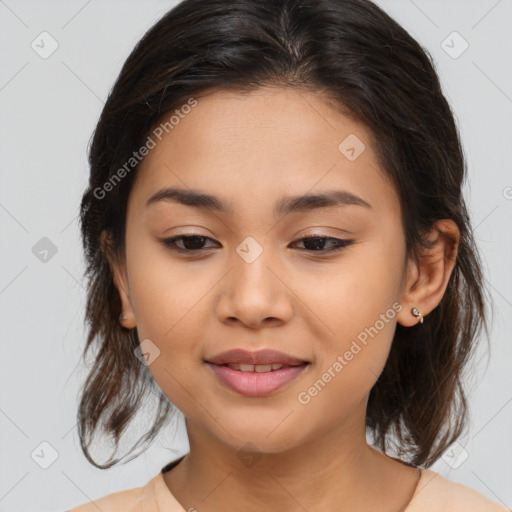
xmin=67 ymin=474 xmax=156 ymax=512
xmin=407 ymin=468 xmax=510 ymax=512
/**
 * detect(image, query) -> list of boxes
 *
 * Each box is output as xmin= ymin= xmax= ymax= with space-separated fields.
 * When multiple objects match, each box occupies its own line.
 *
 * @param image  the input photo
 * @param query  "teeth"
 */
xmin=226 ymin=363 xmax=285 ymax=372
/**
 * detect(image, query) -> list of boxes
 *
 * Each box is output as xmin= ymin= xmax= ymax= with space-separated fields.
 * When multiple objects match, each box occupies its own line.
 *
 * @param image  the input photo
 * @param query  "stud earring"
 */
xmin=411 ymin=307 xmax=424 ymax=325
xmin=119 ymin=311 xmax=136 ymax=329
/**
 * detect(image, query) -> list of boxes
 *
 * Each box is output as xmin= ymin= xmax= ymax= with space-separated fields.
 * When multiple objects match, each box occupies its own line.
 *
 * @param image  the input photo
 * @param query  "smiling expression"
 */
xmin=109 ymin=86 xmax=412 ymax=453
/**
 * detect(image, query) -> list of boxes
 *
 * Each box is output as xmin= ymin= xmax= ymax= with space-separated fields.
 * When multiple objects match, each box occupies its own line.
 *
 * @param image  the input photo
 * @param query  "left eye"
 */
xmin=161 ymin=234 xmax=354 ymax=254
xmin=291 ymin=235 xmax=354 ymax=252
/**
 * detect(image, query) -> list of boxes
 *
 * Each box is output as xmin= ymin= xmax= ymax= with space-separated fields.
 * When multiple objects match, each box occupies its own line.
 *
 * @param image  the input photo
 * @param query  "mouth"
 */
xmin=204 ymin=348 xmax=310 ymax=367
xmin=210 ymin=362 xmax=309 ymax=372
xmin=204 ymin=348 xmax=311 ymax=396
xmin=204 ymin=360 xmax=310 ymax=397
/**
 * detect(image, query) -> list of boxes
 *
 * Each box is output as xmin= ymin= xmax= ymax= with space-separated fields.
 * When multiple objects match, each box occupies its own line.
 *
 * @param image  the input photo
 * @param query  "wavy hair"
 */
xmin=78 ymin=0 xmax=491 ymax=468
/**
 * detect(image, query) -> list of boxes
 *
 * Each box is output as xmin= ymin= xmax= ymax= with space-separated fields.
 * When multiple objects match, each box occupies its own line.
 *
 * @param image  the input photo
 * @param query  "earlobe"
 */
xmin=397 ymin=219 xmax=460 ymax=327
xmin=100 ymin=230 xmax=137 ymax=329
xmin=397 ymin=255 xmax=422 ymax=327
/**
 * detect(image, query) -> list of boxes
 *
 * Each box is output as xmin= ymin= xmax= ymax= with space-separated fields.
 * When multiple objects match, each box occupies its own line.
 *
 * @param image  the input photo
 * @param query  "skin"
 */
xmin=102 ymin=87 xmax=460 ymax=512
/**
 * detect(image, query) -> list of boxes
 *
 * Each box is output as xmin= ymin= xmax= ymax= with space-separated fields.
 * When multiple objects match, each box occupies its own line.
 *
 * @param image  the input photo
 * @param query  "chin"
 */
xmin=211 ymin=420 xmax=306 ymax=456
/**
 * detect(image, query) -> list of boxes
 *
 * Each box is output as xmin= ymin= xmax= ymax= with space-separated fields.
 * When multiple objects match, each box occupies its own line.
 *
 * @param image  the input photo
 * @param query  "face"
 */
xmin=110 ymin=86 xmax=412 ymax=455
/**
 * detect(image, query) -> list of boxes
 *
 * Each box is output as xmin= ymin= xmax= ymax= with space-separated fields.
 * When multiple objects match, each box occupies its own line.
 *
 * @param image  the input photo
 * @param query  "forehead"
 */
xmin=129 ymin=87 xmax=399 ymax=220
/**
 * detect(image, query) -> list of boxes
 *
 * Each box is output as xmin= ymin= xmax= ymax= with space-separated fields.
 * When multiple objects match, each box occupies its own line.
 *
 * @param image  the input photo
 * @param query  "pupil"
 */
xmin=304 ymin=237 xmax=325 ymax=250
xmin=183 ymin=235 xmax=206 ymax=250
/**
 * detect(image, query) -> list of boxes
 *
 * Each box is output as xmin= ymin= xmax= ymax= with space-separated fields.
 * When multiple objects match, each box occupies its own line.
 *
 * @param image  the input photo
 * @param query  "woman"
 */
xmin=69 ymin=0 xmax=508 ymax=510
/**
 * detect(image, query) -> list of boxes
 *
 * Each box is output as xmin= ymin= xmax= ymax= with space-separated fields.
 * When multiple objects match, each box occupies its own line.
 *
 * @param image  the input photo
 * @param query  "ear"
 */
xmin=100 ymin=230 xmax=136 ymax=329
xmin=397 ymin=219 xmax=460 ymax=327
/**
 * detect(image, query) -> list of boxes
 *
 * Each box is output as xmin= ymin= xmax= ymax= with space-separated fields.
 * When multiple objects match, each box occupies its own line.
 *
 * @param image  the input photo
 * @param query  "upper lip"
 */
xmin=205 ymin=348 xmax=309 ymax=366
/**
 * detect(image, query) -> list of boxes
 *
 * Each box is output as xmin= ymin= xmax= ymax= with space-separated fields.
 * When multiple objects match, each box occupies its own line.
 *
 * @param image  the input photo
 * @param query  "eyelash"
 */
xmin=160 ymin=233 xmax=354 ymax=255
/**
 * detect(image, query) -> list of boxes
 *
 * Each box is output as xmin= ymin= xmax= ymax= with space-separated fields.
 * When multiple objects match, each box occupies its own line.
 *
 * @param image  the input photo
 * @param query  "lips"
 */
xmin=205 ymin=348 xmax=309 ymax=366
xmin=204 ymin=348 xmax=310 ymax=396
xmin=206 ymin=361 xmax=309 ymax=397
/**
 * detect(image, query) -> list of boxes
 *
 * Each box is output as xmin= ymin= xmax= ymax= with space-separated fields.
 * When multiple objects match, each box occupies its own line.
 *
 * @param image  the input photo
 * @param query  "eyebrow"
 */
xmin=145 ymin=187 xmax=372 ymax=216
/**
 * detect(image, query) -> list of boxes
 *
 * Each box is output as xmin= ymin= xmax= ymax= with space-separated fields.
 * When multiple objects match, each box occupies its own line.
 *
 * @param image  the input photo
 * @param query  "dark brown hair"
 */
xmin=78 ymin=0 xmax=491 ymax=469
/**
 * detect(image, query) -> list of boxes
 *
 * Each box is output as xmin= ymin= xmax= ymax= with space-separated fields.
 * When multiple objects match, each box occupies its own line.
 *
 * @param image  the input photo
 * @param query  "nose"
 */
xmin=215 ymin=244 xmax=294 ymax=330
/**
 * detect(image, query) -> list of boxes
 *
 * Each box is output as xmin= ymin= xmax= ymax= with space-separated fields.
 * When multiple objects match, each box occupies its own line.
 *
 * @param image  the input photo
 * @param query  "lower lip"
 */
xmin=206 ymin=363 xmax=309 ymax=397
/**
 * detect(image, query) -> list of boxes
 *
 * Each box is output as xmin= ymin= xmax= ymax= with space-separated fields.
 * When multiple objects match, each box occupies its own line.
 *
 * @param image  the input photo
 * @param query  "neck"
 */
xmin=163 ymin=404 xmax=421 ymax=512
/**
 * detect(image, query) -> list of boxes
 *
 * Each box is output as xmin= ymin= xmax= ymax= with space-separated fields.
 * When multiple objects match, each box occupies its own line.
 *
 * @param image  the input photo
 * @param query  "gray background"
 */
xmin=0 ymin=0 xmax=511 ymax=510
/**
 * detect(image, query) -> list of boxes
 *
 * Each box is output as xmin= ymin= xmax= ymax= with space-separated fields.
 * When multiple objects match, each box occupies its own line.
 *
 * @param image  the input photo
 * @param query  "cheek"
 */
xmin=298 ymin=237 xmax=404 ymax=390
xmin=294 ymin=289 xmax=399 ymax=426
xmin=123 ymin=243 xmax=219 ymax=408
xmin=126 ymin=239 xmax=210 ymax=337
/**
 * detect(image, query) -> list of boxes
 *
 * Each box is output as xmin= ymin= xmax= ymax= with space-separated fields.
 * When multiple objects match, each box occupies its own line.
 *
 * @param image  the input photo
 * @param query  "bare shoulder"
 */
xmin=408 ymin=469 xmax=510 ymax=512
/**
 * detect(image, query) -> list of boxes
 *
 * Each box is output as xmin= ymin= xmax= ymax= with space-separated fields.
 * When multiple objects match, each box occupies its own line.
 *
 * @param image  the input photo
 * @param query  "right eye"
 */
xmin=161 ymin=234 xmax=219 ymax=254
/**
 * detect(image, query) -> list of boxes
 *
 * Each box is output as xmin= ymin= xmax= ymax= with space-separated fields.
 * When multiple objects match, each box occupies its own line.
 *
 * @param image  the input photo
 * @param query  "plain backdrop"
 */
xmin=0 ymin=0 xmax=511 ymax=510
